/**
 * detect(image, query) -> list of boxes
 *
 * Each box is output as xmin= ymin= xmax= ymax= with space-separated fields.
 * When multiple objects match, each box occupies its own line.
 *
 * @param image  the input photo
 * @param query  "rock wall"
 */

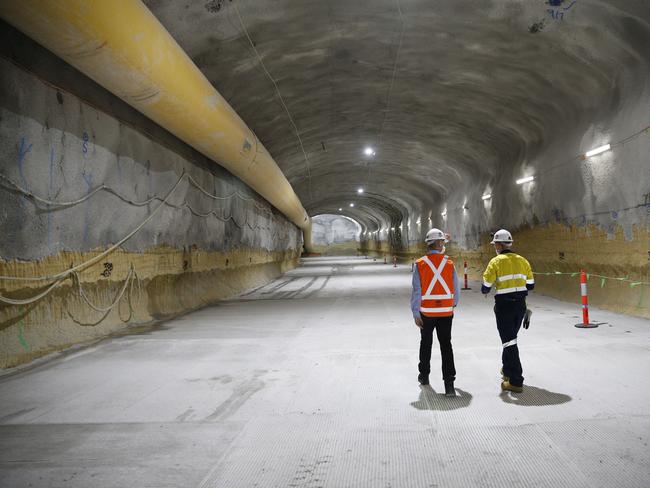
xmin=362 ymin=79 xmax=650 ymax=317
xmin=0 ymin=46 xmax=301 ymax=368
xmin=311 ymin=214 xmax=360 ymax=255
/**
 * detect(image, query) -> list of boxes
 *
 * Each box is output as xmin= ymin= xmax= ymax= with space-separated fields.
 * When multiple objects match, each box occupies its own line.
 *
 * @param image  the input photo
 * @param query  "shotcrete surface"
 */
xmin=145 ymin=0 xmax=650 ymax=240
xmin=1 ymin=257 xmax=649 ymax=487
xmin=312 ymin=214 xmax=362 ymax=255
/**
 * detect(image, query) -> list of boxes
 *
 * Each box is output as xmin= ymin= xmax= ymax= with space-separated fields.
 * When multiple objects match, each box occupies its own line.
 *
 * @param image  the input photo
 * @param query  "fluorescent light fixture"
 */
xmin=357 ymin=188 xmax=364 ymax=194
xmin=391 ymin=227 xmax=395 ymax=231
xmin=585 ymin=143 xmax=611 ymax=158
xmin=482 ymin=194 xmax=492 ymax=200
xmin=364 ymin=147 xmax=375 ymax=156
xmin=349 ymin=203 xmax=354 ymax=207
xmin=338 ymin=208 xmax=342 ymax=211
xmin=516 ymin=176 xmax=535 ymax=185
xmin=416 ymin=220 xmax=421 ymax=224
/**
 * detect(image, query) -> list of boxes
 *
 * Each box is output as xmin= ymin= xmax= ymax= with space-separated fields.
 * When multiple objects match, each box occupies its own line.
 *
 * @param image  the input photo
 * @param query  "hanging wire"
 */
xmin=533 ymin=271 xmax=650 ymax=287
xmin=0 ymin=170 xmax=266 ymax=209
xmin=0 ymin=166 xmax=292 ymax=305
xmin=71 ymin=264 xmax=136 ymax=313
xmin=232 ymin=2 xmax=313 ymax=203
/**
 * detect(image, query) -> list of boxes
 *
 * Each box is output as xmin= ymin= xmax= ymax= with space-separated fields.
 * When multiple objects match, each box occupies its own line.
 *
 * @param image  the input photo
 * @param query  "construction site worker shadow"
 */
xmin=499 ymin=385 xmax=572 ymax=407
xmin=410 ymin=386 xmax=473 ymax=411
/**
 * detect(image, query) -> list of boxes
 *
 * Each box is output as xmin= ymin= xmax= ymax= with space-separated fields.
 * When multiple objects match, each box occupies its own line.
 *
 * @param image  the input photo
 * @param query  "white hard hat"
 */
xmin=425 ymin=228 xmax=448 ymax=244
xmin=491 ymin=229 xmax=513 ymax=244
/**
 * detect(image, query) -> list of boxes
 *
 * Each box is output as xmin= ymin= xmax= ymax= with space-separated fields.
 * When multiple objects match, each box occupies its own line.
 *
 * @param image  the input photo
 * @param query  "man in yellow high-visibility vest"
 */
xmin=481 ymin=229 xmax=534 ymax=393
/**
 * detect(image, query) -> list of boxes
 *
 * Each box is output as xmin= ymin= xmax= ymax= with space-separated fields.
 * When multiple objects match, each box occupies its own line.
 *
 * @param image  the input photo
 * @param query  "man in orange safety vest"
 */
xmin=410 ymin=228 xmax=459 ymax=397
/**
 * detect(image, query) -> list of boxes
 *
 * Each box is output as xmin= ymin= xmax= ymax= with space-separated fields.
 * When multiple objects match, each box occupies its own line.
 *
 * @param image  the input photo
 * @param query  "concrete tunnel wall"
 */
xmin=353 ymin=12 xmax=650 ymax=318
xmin=358 ymin=74 xmax=650 ymax=318
xmin=311 ymin=214 xmax=362 ymax=255
xmin=358 ymin=76 xmax=650 ymax=318
xmin=0 ymin=31 xmax=302 ymax=368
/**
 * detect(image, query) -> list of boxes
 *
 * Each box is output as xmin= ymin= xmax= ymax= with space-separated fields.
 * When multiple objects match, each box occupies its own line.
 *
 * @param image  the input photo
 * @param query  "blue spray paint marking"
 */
xmin=547 ymin=0 xmax=577 ymax=21
xmin=82 ymin=131 xmax=89 ymax=155
xmin=17 ymin=137 xmax=33 ymax=187
xmin=47 ymin=147 xmax=55 ymax=250
xmin=82 ymin=172 xmax=93 ymax=244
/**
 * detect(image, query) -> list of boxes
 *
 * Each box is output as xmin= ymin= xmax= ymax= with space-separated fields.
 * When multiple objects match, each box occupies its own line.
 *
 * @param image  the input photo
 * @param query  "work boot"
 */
xmin=501 ymin=380 xmax=523 ymax=393
xmin=418 ymin=374 xmax=429 ymax=386
xmin=444 ymin=381 xmax=455 ymax=397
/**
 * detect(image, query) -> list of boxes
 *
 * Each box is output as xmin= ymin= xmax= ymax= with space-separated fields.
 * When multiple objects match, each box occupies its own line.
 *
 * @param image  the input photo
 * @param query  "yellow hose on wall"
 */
xmin=0 ymin=0 xmax=312 ymax=249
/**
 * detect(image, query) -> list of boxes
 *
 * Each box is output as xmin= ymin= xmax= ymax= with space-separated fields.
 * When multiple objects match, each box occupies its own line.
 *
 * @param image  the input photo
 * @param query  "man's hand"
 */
xmin=414 ymin=316 xmax=423 ymax=329
xmin=523 ymin=308 xmax=532 ymax=329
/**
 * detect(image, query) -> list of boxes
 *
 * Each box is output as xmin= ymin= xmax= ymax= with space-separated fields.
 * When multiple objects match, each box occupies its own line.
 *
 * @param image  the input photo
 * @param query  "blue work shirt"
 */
xmin=411 ymin=250 xmax=460 ymax=318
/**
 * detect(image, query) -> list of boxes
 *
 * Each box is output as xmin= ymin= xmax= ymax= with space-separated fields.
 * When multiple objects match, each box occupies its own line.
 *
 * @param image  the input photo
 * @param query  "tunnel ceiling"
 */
xmin=144 ymin=0 xmax=650 ymax=229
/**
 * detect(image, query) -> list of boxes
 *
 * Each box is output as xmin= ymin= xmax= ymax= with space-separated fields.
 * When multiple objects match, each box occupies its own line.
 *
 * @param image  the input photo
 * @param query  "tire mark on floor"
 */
xmin=203 ymin=378 xmax=265 ymax=422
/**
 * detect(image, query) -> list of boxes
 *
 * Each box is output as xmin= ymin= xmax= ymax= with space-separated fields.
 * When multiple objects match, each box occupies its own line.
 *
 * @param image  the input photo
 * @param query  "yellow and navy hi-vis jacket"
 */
xmin=481 ymin=250 xmax=534 ymax=299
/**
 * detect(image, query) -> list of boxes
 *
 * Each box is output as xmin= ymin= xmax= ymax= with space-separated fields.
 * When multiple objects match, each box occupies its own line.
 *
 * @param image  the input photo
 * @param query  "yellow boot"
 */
xmin=501 ymin=380 xmax=523 ymax=393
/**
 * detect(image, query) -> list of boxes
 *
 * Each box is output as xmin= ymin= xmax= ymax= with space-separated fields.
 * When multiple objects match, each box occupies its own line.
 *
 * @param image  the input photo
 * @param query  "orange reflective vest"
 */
xmin=416 ymin=254 xmax=455 ymax=317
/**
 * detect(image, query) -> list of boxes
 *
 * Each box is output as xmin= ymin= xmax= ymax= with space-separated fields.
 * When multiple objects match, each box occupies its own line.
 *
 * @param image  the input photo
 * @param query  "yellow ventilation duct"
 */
xmin=0 ymin=0 xmax=312 ymax=249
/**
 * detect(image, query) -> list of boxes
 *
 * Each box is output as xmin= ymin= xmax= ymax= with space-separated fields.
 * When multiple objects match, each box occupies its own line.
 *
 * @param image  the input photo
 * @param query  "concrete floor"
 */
xmin=1 ymin=256 xmax=649 ymax=488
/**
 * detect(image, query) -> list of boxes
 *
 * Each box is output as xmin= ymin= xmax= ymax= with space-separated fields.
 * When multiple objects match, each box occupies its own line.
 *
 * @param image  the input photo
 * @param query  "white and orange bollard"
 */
xmin=461 ymin=261 xmax=471 ymax=290
xmin=393 ymin=255 xmax=398 ymax=268
xmin=383 ymin=255 xmax=387 ymax=264
xmin=575 ymin=270 xmax=599 ymax=328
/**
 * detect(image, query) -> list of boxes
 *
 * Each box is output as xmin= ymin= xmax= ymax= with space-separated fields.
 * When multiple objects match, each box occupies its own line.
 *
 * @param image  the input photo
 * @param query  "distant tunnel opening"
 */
xmin=311 ymin=214 xmax=362 ymax=255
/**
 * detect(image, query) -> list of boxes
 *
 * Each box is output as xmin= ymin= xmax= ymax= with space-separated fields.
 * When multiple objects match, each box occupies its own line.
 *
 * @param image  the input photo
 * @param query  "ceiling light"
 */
xmin=585 ymin=143 xmax=611 ymax=158
xmin=391 ymin=227 xmax=395 ymax=231
xmin=357 ymin=188 xmax=364 ymax=194
xmin=482 ymin=194 xmax=492 ymax=200
xmin=441 ymin=210 xmax=447 ymax=217
xmin=338 ymin=208 xmax=342 ymax=211
xmin=516 ymin=176 xmax=535 ymax=185
xmin=349 ymin=203 xmax=354 ymax=207
xmin=364 ymin=147 xmax=375 ymax=156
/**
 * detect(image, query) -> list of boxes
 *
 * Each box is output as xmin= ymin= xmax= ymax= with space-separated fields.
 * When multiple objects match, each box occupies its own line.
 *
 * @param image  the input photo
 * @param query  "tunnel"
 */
xmin=0 ymin=1 xmax=649 ymax=486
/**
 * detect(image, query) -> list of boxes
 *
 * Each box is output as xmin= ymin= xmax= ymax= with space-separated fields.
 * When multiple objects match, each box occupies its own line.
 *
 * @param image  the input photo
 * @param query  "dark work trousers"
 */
xmin=418 ymin=314 xmax=456 ymax=382
xmin=494 ymin=298 xmax=526 ymax=387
